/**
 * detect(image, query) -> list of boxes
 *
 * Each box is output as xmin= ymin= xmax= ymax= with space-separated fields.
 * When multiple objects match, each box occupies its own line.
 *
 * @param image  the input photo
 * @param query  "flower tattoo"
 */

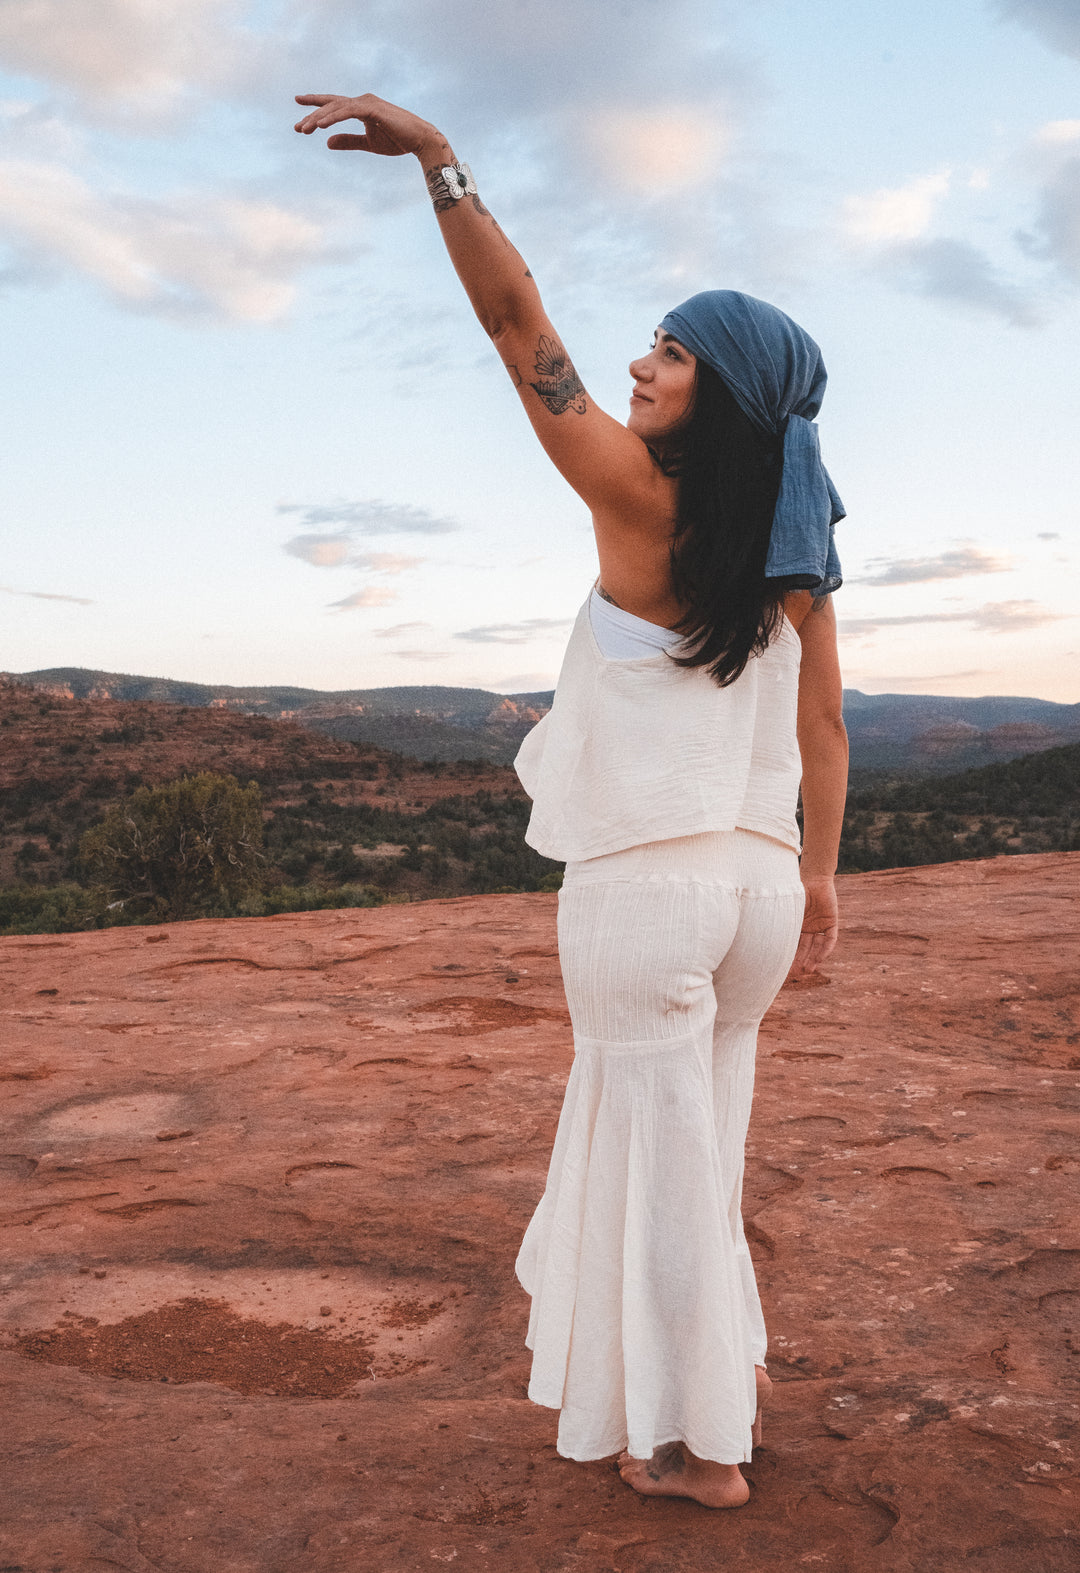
xmin=528 ymin=334 xmax=587 ymax=416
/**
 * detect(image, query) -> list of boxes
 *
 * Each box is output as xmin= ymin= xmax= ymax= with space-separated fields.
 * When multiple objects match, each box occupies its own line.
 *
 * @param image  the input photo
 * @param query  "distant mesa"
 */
xmin=913 ymin=720 xmax=1060 ymax=756
xmin=5 ymin=667 xmax=1080 ymax=772
xmin=0 ymin=672 xmax=533 ymax=903
xmin=986 ymin=722 xmax=1059 ymax=746
xmin=4 ymin=668 xmax=553 ymax=768
xmin=914 ymin=721 xmax=985 ymax=755
xmin=2 ymin=667 xmax=1078 ymax=905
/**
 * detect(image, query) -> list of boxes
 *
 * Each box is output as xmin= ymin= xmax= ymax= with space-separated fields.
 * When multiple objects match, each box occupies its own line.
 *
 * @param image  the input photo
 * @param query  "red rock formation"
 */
xmin=1 ymin=852 xmax=1078 ymax=1569
xmin=985 ymin=722 xmax=1060 ymax=753
xmin=0 ymin=677 xmax=518 ymax=886
xmin=485 ymin=698 xmax=551 ymax=727
xmin=912 ymin=720 xmax=982 ymax=755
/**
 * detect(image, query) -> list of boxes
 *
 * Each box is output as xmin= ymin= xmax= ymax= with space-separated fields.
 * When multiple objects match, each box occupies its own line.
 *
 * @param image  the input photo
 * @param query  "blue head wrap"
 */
xmin=659 ymin=290 xmax=844 ymax=593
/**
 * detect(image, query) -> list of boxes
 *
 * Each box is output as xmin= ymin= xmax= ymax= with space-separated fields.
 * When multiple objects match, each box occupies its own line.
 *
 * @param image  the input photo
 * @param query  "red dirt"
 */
xmin=13 ymin=1296 xmax=374 ymax=1397
xmin=1 ymin=851 xmax=1078 ymax=1571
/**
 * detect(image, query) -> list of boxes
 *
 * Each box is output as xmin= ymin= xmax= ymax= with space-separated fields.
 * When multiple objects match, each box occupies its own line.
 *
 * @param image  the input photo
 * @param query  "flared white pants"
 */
xmin=515 ymin=829 xmax=804 ymax=1464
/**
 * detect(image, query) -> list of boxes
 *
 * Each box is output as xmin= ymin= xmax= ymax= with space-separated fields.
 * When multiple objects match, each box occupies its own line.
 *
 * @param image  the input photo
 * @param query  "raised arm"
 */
xmin=294 ymin=94 xmax=666 ymax=523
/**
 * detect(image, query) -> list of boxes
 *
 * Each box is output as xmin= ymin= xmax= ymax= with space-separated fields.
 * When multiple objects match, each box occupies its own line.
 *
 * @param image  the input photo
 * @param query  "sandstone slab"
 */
xmin=2 ymin=852 xmax=1078 ymax=1570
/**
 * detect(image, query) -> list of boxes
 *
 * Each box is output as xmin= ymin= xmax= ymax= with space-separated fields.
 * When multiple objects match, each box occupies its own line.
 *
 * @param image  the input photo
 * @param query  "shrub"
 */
xmin=240 ymin=882 xmax=386 ymax=916
xmin=79 ymin=771 xmax=265 ymax=921
xmin=0 ymin=883 xmax=101 ymax=935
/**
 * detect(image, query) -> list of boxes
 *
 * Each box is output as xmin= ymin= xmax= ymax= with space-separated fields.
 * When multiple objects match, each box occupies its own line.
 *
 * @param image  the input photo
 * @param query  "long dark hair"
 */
xmin=664 ymin=361 xmax=786 ymax=688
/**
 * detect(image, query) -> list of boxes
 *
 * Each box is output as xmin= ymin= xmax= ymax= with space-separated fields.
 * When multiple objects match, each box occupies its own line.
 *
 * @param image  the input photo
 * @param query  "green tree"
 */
xmin=79 ymin=772 xmax=265 ymax=921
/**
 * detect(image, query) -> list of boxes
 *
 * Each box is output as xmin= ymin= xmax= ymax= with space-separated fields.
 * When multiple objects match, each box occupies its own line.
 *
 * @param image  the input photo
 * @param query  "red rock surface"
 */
xmin=2 ymin=851 xmax=1079 ymax=1571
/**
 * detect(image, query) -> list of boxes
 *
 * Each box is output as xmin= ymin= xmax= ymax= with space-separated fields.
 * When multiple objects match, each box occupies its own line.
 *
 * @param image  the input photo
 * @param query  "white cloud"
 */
xmin=837 ymin=162 xmax=1049 ymax=325
xmin=1 ymin=583 xmax=93 ymax=605
xmin=375 ymin=621 xmax=432 ymax=638
xmin=843 ymin=669 xmax=990 ymax=685
xmin=0 ymin=98 xmax=87 ymax=162
xmin=841 ymin=599 xmax=1068 ymax=638
xmin=0 ymin=0 xmax=252 ymax=120
xmin=488 ymin=672 xmax=559 ymax=693
xmin=351 ymin=552 xmax=423 ymax=574
xmin=284 ymin=533 xmax=352 ymax=567
xmin=841 ymin=172 xmax=950 ymax=245
xmin=852 ymin=546 xmax=1014 ymax=586
xmin=885 ymin=238 xmax=1041 ymax=327
xmin=1036 ymin=119 xmax=1080 ymax=145
xmin=584 ymin=107 xmax=731 ymax=196
xmin=996 ymin=0 xmax=1080 ymax=61
xmin=1030 ymin=156 xmax=1080 ymax=283
xmin=453 ymin=618 xmax=574 ymax=645
xmin=972 ymin=599 xmax=1067 ymax=632
xmin=289 ymin=0 xmax=761 ymax=300
xmin=277 ymin=500 xmax=458 ymax=535
xmin=327 ymin=587 xmax=399 ymax=611
xmin=304 ymin=0 xmax=743 ymax=122
xmin=393 ymin=649 xmax=450 ymax=661
xmin=0 ymin=159 xmax=324 ymax=320
xmin=283 ymin=534 xmax=423 ymax=572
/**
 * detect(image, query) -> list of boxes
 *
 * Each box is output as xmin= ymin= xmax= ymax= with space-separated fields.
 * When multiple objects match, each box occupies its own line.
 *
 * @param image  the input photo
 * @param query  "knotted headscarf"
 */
xmin=659 ymin=290 xmax=844 ymax=592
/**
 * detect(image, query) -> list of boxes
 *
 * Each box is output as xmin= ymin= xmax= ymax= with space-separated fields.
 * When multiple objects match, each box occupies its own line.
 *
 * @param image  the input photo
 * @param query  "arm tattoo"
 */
xmin=424 ymin=164 xmax=458 ymax=213
xmin=466 ymin=188 xmax=510 ymax=246
xmin=811 ymin=594 xmax=829 ymax=613
xmin=505 ymin=363 xmax=523 ymax=388
xmin=528 ymin=334 xmax=587 ymax=416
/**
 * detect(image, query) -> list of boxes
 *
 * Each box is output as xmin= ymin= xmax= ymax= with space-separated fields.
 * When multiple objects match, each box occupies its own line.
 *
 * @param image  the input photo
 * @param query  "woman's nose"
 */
xmin=629 ymin=355 xmax=650 ymax=381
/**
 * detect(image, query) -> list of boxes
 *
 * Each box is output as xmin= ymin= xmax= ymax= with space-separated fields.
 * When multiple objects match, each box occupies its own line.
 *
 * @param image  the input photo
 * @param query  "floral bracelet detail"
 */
xmin=426 ymin=160 xmax=477 ymax=212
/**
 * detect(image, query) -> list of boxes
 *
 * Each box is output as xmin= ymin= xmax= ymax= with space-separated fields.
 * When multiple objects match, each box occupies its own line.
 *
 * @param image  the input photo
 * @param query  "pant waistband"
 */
xmin=561 ymin=827 xmax=802 ymax=890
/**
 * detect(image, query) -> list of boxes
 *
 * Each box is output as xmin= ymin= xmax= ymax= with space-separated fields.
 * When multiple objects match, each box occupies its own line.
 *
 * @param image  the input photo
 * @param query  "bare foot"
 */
xmin=616 ymin=1441 xmax=750 ymax=1509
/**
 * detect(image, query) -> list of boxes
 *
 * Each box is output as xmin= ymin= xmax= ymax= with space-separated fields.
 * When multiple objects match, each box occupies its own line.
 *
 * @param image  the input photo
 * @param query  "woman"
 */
xmin=295 ymin=93 xmax=848 ymax=1510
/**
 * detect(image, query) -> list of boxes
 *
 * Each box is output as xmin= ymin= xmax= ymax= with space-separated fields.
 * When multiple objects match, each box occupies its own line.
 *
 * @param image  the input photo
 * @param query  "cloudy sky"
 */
xmin=2 ymin=0 xmax=1078 ymax=699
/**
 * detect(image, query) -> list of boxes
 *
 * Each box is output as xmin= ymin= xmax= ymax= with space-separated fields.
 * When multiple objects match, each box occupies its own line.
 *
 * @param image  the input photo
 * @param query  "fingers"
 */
xmin=802 ymin=927 xmax=837 ymax=972
xmin=293 ymin=94 xmax=361 ymax=134
xmin=806 ymin=929 xmax=836 ymax=969
xmin=327 ymin=134 xmax=370 ymax=151
xmin=788 ymin=922 xmax=837 ymax=979
xmin=295 ymin=112 xmax=350 ymax=134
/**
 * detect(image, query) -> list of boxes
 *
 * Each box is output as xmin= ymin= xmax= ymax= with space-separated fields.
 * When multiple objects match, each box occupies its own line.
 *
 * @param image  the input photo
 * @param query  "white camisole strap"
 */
xmin=587 ymin=584 xmax=685 ymax=659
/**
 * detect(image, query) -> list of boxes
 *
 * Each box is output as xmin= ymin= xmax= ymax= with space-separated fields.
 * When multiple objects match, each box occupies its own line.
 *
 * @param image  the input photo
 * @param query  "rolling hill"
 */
xmin=10 ymin=666 xmax=1080 ymax=773
xmin=1 ymin=672 xmax=1078 ymax=930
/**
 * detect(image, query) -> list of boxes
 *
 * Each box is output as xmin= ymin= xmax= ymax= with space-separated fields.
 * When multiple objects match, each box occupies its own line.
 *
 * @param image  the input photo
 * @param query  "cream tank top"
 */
xmin=513 ymin=587 xmax=803 ymax=863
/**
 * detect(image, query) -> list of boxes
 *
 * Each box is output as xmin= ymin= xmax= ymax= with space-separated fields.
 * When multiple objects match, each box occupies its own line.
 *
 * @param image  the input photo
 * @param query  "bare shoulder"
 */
xmin=494 ymin=317 xmax=668 ymax=521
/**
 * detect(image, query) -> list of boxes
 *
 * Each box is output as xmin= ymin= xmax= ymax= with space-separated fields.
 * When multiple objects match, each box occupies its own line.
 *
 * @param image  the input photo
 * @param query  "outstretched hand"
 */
xmin=788 ymin=875 xmax=838 ymax=979
xmin=293 ymin=93 xmax=440 ymax=157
